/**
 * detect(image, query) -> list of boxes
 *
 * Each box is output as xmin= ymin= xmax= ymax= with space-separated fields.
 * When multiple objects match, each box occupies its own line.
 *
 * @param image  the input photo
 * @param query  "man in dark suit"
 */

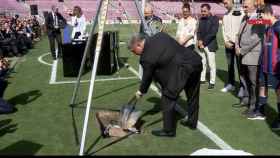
xmin=128 ymin=32 xmax=202 ymax=137
xmin=197 ymin=3 xmax=219 ymax=90
xmin=45 ymin=5 xmax=66 ymax=60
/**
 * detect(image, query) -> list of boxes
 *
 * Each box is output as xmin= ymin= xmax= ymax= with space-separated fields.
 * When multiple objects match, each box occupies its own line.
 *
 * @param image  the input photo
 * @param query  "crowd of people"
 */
xmin=0 ymin=14 xmax=42 ymax=114
xmin=0 ymin=14 xmax=41 ymax=58
xmin=129 ymin=0 xmax=280 ymax=137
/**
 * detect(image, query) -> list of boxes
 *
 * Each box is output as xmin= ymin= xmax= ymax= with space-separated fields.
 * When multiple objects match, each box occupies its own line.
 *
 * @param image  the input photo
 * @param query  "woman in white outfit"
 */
xmin=176 ymin=2 xmax=197 ymax=50
xmin=70 ymin=6 xmax=87 ymax=40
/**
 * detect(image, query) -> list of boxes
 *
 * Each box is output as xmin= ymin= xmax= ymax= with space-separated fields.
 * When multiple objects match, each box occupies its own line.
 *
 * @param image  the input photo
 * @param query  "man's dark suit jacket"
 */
xmin=197 ymin=15 xmax=219 ymax=52
xmin=139 ymin=32 xmax=202 ymax=99
xmin=45 ymin=12 xmax=66 ymax=36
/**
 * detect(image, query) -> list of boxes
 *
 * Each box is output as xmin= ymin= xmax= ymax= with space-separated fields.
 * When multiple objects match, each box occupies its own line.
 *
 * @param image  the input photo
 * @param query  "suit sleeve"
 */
xmin=139 ymin=60 xmax=155 ymax=94
xmin=222 ymin=17 xmax=229 ymax=43
xmin=203 ymin=16 xmax=219 ymax=46
xmin=58 ymin=13 xmax=67 ymax=24
xmin=240 ymin=25 xmax=265 ymax=55
xmin=46 ymin=15 xmax=53 ymax=30
xmin=196 ymin=21 xmax=202 ymax=41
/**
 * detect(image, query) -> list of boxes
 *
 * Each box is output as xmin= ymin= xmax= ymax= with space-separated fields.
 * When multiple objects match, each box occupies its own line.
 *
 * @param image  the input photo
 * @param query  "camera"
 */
xmin=232 ymin=0 xmax=242 ymax=16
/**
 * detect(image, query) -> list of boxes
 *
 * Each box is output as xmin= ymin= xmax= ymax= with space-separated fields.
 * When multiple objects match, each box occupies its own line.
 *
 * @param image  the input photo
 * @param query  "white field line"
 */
xmin=49 ymin=59 xmax=58 ymax=84
xmin=49 ymin=76 xmax=138 ymax=85
xmin=125 ymin=63 xmax=233 ymax=150
xmin=38 ymin=53 xmax=52 ymax=66
xmin=48 ymin=53 xmax=137 ymax=85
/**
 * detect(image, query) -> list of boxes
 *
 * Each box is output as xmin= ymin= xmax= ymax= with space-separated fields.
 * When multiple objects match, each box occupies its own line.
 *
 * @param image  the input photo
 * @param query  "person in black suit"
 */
xmin=45 ymin=5 xmax=66 ymax=60
xmin=128 ymin=32 xmax=202 ymax=137
xmin=197 ymin=3 xmax=219 ymax=90
xmin=139 ymin=3 xmax=163 ymax=37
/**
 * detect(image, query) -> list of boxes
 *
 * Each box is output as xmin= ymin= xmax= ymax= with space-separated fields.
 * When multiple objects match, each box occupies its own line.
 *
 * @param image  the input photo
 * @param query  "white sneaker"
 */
xmin=220 ymin=84 xmax=235 ymax=93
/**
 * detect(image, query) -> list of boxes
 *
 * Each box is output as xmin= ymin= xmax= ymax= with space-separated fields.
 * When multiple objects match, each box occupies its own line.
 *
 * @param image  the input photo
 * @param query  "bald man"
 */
xmin=139 ymin=3 xmax=163 ymax=36
xmin=139 ymin=3 xmax=163 ymax=79
xmin=235 ymin=0 xmax=265 ymax=119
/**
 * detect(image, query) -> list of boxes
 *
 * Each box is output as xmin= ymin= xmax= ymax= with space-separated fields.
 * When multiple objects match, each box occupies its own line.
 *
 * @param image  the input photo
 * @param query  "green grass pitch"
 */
xmin=0 ymin=24 xmax=279 ymax=155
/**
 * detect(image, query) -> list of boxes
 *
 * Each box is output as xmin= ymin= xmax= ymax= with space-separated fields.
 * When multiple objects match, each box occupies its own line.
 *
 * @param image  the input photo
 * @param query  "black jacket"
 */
xmin=45 ymin=12 xmax=66 ymax=35
xmin=139 ymin=32 xmax=202 ymax=99
xmin=197 ymin=15 xmax=219 ymax=52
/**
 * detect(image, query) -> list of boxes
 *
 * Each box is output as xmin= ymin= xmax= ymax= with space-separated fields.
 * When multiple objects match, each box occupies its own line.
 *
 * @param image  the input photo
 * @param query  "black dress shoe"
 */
xmin=180 ymin=119 xmax=197 ymax=130
xmin=151 ymin=129 xmax=175 ymax=137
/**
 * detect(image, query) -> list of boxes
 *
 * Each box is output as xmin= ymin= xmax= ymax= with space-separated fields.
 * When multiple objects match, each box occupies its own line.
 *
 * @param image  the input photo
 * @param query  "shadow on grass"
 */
xmin=71 ymin=106 xmax=80 ymax=146
xmin=140 ymin=97 xmax=161 ymax=118
xmin=86 ymin=133 xmax=135 ymax=155
xmin=0 ymin=140 xmax=42 ymax=155
xmin=0 ymin=119 xmax=17 ymax=137
xmin=118 ymin=57 xmax=129 ymax=68
xmin=265 ymin=104 xmax=280 ymax=137
xmin=70 ymin=82 xmax=139 ymax=107
xmin=7 ymin=90 xmax=42 ymax=106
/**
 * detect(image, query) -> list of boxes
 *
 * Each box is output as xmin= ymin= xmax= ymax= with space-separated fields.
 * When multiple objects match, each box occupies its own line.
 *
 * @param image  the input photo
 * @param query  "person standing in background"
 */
xmin=70 ymin=6 xmax=87 ymax=40
xmin=176 ymin=2 xmax=197 ymax=50
xmin=235 ymin=0 xmax=265 ymax=118
xmin=197 ymin=3 xmax=219 ymax=90
xmin=45 ymin=5 xmax=66 ymax=60
xmin=221 ymin=0 xmax=244 ymax=93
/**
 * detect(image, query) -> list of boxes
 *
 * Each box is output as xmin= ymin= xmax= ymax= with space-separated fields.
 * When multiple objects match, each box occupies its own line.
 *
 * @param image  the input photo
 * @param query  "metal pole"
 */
xmin=142 ymin=0 xmax=146 ymax=15
xmin=79 ymin=0 xmax=109 ymax=155
xmin=70 ymin=0 xmax=103 ymax=106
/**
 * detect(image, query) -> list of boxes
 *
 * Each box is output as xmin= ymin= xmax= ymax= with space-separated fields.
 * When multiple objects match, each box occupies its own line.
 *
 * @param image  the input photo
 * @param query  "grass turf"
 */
xmin=0 ymin=24 xmax=279 ymax=155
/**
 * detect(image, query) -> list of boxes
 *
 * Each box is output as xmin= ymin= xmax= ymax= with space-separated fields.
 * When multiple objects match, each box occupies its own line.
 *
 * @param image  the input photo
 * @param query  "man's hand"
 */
xmin=235 ymin=47 xmax=241 ymax=56
xmin=225 ymin=41 xmax=234 ymax=49
xmin=198 ymin=40 xmax=204 ymax=49
xmin=135 ymin=90 xmax=143 ymax=100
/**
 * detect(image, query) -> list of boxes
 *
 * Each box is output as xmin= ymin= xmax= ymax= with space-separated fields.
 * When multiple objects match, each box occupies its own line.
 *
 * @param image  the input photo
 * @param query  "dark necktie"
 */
xmin=54 ymin=14 xmax=58 ymax=27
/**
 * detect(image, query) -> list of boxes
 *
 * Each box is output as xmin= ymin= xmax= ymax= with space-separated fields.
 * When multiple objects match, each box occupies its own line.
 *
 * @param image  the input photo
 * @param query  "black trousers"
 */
xmin=225 ymin=47 xmax=241 ymax=86
xmin=161 ymin=66 xmax=201 ymax=132
xmin=240 ymin=64 xmax=259 ymax=110
xmin=0 ymin=79 xmax=8 ymax=98
xmin=48 ymin=30 xmax=62 ymax=59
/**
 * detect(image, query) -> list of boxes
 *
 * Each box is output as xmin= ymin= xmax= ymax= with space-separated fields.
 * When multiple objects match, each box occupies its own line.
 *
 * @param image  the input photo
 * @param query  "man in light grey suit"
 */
xmin=235 ymin=0 xmax=265 ymax=119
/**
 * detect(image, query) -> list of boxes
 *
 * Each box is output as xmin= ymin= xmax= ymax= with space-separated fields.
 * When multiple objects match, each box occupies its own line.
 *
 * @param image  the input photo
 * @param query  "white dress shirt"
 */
xmin=52 ymin=12 xmax=59 ymax=29
xmin=71 ymin=14 xmax=86 ymax=39
xmin=176 ymin=17 xmax=197 ymax=47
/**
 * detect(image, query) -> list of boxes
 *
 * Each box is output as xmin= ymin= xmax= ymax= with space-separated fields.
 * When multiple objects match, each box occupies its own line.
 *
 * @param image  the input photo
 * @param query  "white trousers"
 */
xmin=139 ymin=64 xmax=143 ymax=80
xmin=198 ymin=47 xmax=216 ymax=84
